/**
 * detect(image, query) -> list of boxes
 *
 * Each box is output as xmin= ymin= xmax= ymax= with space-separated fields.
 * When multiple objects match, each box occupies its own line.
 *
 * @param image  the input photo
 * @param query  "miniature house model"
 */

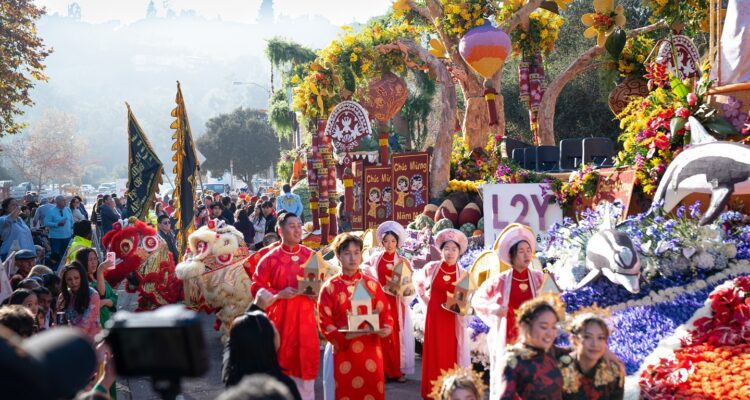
xmin=383 ymin=259 xmax=414 ymax=297
xmin=540 ymin=273 xmax=561 ymax=295
xmin=444 ymin=271 xmax=473 ymax=315
xmin=297 ymin=251 xmax=329 ymax=297
xmin=347 ymin=280 xmax=380 ymax=331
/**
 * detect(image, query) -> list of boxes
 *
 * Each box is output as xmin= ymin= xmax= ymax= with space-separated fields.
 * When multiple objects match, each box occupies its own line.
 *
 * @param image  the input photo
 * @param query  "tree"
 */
xmin=258 ymin=0 xmax=275 ymax=24
xmin=67 ymin=2 xmax=81 ymax=20
xmin=196 ymin=108 xmax=281 ymax=185
xmin=4 ymin=109 xmax=84 ymax=188
xmin=0 ymin=0 xmax=53 ymax=136
xmin=393 ymin=0 xmax=554 ymax=149
xmin=146 ymin=0 xmax=157 ymax=18
xmin=264 ymin=37 xmax=317 ymax=140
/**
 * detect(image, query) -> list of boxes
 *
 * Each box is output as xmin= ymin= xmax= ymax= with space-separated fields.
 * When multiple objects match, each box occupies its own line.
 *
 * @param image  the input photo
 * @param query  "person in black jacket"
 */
xmin=157 ymin=214 xmax=179 ymax=262
xmin=99 ymin=195 xmax=121 ymax=239
xmin=262 ymin=201 xmax=277 ymax=234
xmin=221 ymin=196 xmax=235 ymax=226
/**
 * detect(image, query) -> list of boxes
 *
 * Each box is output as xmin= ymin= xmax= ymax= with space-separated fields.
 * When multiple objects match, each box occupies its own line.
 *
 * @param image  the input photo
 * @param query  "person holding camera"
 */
xmin=250 ymin=212 xmax=317 ymax=400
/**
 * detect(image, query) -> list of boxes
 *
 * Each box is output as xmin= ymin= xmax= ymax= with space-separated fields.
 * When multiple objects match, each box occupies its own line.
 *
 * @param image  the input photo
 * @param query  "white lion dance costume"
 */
xmin=175 ymin=219 xmax=253 ymax=341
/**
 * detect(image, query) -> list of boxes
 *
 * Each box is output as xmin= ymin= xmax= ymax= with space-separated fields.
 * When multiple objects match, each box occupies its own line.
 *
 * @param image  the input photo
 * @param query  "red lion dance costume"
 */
xmin=176 ymin=219 xmax=253 ymax=341
xmin=102 ymin=219 xmax=183 ymax=311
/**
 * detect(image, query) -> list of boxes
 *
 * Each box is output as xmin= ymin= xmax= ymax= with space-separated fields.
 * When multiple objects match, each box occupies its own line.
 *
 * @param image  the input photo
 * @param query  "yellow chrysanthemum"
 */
xmin=582 ymin=0 xmax=626 ymax=47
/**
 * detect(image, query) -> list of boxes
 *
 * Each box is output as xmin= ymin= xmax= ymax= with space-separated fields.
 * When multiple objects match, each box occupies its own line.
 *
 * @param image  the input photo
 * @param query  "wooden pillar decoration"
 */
xmin=378 ymin=123 xmax=390 ymax=167
xmin=307 ymin=147 xmax=320 ymax=232
xmin=316 ymin=119 xmax=330 ymax=245
xmin=321 ymin=126 xmax=338 ymax=236
xmin=343 ymin=168 xmax=354 ymax=214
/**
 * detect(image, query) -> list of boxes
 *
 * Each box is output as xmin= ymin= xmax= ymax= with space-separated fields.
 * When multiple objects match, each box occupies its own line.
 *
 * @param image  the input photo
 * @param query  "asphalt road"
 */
xmin=115 ymin=290 xmax=424 ymax=400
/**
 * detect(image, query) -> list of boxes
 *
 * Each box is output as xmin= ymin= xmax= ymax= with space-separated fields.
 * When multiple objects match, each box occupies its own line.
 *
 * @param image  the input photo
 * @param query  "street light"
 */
xmin=232 ymin=81 xmax=271 ymax=95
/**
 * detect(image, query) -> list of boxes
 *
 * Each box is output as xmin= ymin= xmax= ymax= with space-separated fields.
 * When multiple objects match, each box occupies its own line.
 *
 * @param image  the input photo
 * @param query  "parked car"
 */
xmin=10 ymin=182 xmax=37 ymax=199
xmin=98 ymin=182 xmax=115 ymax=195
xmin=80 ymin=184 xmax=95 ymax=195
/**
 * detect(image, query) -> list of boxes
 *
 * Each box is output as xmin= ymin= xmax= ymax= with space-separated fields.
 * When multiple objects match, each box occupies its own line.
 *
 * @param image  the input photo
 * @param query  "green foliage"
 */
xmin=196 ymin=108 xmax=281 ymax=185
xmin=82 ymin=165 xmax=108 ymax=186
xmin=0 ymin=0 xmax=53 ymax=136
xmin=275 ymin=157 xmax=292 ymax=184
xmin=268 ymin=89 xmax=294 ymax=140
xmin=265 ymin=37 xmax=317 ymax=68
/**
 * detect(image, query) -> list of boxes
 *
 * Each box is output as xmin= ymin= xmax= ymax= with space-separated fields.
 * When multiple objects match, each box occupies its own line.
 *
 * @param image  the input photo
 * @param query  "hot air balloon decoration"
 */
xmin=459 ymin=22 xmax=512 ymax=126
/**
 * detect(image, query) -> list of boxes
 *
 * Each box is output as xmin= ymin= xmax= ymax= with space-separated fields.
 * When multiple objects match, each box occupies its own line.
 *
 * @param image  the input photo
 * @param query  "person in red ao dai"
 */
xmin=413 ymin=228 xmax=471 ymax=399
xmin=361 ymin=220 xmax=416 ymax=382
xmin=251 ymin=212 xmax=317 ymax=399
xmin=317 ymin=233 xmax=394 ymax=400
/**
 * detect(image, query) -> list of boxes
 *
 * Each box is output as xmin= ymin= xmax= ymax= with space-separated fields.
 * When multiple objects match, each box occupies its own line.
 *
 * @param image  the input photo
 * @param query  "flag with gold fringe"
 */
xmin=170 ymin=81 xmax=198 ymax=257
xmin=125 ymin=102 xmax=163 ymax=220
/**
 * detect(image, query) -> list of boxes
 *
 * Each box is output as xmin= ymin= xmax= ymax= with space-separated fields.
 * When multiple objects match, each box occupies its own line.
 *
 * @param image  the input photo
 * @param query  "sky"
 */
xmin=36 ymin=0 xmax=393 ymax=26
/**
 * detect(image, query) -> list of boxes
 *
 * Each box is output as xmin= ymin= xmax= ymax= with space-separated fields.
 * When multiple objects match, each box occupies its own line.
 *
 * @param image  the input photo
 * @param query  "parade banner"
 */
xmin=391 ymin=152 xmax=430 ymax=226
xmin=482 ymin=183 xmax=562 ymax=248
xmin=170 ymin=81 xmax=199 ymax=256
xmin=363 ymin=165 xmax=392 ymax=229
xmin=578 ymin=168 xmax=637 ymax=220
xmin=351 ymin=161 xmax=365 ymax=230
xmin=125 ymin=104 xmax=163 ymax=220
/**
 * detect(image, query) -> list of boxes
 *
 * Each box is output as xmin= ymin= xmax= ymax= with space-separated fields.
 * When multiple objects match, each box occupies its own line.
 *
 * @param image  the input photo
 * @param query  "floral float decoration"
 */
xmin=325 ymin=100 xmax=372 ymax=166
xmin=639 ymin=275 xmax=750 ymax=399
xmin=616 ymin=64 xmax=737 ymax=196
xmin=581 ymin=0 xmax=626 ymax=47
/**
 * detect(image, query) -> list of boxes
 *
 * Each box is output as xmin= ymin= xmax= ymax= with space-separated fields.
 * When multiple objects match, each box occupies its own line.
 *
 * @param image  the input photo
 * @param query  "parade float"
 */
xmin=274 ymin=0 xmax=750 ymax=396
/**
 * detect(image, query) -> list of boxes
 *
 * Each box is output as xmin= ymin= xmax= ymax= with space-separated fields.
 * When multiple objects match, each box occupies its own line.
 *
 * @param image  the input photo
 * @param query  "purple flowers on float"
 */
xmin=609 ymin=286 xmax=714 ymax=374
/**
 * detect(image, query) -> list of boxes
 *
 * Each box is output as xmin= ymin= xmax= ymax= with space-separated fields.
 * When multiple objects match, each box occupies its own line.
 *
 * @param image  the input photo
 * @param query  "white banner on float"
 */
xmin=482 ymin=183 xmax=563 ymax=249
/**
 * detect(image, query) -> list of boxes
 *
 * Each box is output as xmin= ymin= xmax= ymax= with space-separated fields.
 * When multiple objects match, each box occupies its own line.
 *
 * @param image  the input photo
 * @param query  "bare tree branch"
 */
xmin=501 ymin=0 xmax=544 ymax=33
xmin=537 ymin=20 xmax=669 ymax=145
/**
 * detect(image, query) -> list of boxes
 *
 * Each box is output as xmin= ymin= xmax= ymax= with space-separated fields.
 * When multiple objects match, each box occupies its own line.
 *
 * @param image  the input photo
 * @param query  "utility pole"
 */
xmin=229 ymin=159 xmax=234 ymax=190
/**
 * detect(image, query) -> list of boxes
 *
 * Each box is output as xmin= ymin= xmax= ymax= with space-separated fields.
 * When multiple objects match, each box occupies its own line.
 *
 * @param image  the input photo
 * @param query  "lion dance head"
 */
xmin=102 ymin=218 xmax=182 ymax=311
xmin=176 ymin=219 xmax=253 ymax=341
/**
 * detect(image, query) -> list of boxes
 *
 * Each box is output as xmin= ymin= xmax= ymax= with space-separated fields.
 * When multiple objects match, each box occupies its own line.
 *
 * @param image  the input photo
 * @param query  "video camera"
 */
xmin=103 ymin=305 xmax=208 ymax=399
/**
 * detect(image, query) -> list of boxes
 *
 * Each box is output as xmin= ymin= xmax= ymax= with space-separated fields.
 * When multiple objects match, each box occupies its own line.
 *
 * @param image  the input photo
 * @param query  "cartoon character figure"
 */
xmin=175 ymin=219 xmax=253 ymax=342
xmin=395 ymin=176 xmax=408 ymax=207
xmin=411 ymin=174 xmax=425 ymax=207
xmin=353 ymin=181 xmax=363 ymax=212
xmin=382 ymin=187 xmax=393 ymax=218
xmin=367 ymin=188 xmax=381 ymax=218
xmin=102 ymin=218 xmax=182 ymax=311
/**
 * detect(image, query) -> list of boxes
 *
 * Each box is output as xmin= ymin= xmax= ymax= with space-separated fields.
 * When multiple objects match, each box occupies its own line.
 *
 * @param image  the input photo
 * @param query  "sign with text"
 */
xmin=351 ymin=161 xmax=365 ymax=230
xmin=391 ymin=152 xmax=430 ymax=226
xmin=578 ymin=168 xmax=637 ymax=220
xmin=482 ymin=183 xmax=563 ymax=249
xmin=363 ymin=166 xmax=393 ymax=229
